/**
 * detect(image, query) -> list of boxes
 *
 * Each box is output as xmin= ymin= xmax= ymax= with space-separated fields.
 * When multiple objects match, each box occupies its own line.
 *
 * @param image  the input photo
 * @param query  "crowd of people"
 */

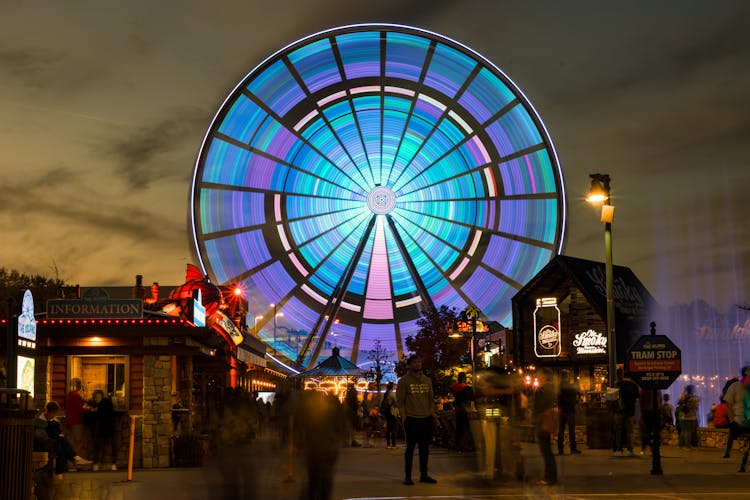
xmin=27 ymin=361 xmax=750 ymax=499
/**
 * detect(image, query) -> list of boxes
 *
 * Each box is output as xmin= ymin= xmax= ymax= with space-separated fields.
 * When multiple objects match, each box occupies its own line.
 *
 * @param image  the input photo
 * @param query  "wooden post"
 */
xmin=127 ymin=415 xmax=139 ymax=481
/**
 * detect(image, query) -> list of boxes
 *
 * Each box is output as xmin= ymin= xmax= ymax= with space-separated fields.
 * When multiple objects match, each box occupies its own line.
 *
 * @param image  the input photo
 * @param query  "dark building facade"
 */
xmin=511 ymin=255 xmax=660 ymax=392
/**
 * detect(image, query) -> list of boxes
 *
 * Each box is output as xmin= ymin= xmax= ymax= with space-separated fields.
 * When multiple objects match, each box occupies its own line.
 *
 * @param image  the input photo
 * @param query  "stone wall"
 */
xmin=142 ymin=338 xmax=173 ymax=468
xmin=698 ymin=427 xmax=729 ymax=448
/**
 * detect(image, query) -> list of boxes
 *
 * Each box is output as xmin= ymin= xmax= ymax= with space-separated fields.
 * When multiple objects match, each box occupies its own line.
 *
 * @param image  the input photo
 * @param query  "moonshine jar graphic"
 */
xmin=534 ymin=297 xmax=561 ymax=358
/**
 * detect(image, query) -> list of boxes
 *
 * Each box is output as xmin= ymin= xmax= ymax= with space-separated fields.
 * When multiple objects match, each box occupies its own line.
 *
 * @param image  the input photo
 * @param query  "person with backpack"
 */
xmin=381 ymin=382 xmax=398 ymax=448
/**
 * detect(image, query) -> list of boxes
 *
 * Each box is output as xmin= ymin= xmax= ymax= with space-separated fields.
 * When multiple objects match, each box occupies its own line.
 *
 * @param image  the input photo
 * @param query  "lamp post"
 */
xmin=253 ymin=314 xmax=263 ymax=336
xmin=587 ymin=173 xmax=616 ymax=387
xmin=271 ymin=304 xmax=277 ymax=344
xmin=270 ymin=304 xmax=283 ymax=344
xmin=457 ymin=306 xmax=480 ymax=379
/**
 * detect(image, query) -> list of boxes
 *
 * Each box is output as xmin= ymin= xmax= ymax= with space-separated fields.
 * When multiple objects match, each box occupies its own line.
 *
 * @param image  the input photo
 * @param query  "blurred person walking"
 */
xmin=90 ymin=390 xmax=118 ymax=471
xmin=397 ymin=355 xmax=437 ymax=485
xmin=611 ymin=371 xmax=639 ymax=456
xmin=534 ymin=368 xmax=557 ymax=486
xmin=677 ymin=385 xmax=699 ymax=449
xmin=722 ymin=366 xmax=750 ymax=458
xmin=296 ymin=391 xmax=345 ymax=500
xmin=380 ymin=382 xmax=399 ymax=448
xmin=661 ymin=394 xmax=674 ymax=428
xmin=676 ymin=385 xmax=699 ymax=447
xmin=345 ymin=383 xmax=362 ymax=447
xmin=556 ymin=370 xmax=581 ymax=455
xmin=450 ymin=372 xmax=475 ymax=452
xmin=639 ymin=388 xmax=662 ymax=454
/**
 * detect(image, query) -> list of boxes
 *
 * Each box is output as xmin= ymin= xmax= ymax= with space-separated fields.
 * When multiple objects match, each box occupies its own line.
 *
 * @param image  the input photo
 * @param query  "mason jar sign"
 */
xmin=534 ymin=297 xmax=561 ymax=358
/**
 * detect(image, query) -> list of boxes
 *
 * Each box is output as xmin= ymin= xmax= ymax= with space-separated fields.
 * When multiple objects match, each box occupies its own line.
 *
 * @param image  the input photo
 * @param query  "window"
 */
xmin=69 ymin=355 xmax=129 ymax=410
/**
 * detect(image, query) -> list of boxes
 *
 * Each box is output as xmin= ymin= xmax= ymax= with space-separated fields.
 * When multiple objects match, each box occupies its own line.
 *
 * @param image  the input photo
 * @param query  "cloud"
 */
xmin=0 ymin=47 xmax=66 ymax=88
xmin=0 ymin=164 xmax=181 ymax=242
xmin=103 ymin=106 xmax=208 ymax=189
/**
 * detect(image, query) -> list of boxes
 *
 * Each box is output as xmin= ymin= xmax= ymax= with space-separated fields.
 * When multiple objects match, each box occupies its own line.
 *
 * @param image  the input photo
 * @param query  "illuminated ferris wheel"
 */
xmin=191 ymin=24 xmax=566 ymax=368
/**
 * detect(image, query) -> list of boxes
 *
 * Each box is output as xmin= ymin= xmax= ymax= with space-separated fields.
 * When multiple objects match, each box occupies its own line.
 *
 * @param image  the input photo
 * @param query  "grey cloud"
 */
xmin=0 ymin=165 xmax=180 ymax=242
xmin=0 ymin=48 xmax=66 ymax=87
xmin=104 ymin=106 xmax=209 ymax=190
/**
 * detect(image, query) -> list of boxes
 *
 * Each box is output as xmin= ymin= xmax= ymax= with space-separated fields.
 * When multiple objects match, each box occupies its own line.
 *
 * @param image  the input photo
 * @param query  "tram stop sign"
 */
xmin=627 ymin=334 xmax=681 ymax=390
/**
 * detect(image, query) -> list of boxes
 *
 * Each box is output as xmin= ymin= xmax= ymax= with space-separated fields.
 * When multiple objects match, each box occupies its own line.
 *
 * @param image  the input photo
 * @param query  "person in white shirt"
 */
xmin=722 ymin=366 xmax=750 ymax=459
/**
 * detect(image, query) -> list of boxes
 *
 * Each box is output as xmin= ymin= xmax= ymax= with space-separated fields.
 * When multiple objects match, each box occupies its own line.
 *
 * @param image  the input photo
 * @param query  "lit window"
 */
xmin=69 ymin=355 xmax=129 ymax=410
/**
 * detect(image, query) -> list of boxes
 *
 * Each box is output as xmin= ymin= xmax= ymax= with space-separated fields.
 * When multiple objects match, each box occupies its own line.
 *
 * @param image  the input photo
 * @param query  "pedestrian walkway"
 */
xmin=53 ymin=440 xmax=750 ymax=499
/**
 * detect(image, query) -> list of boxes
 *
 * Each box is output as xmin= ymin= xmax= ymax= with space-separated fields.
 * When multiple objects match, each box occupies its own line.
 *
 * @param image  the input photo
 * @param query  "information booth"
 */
xmin=32 ymin=268 xmax=267 ymax=469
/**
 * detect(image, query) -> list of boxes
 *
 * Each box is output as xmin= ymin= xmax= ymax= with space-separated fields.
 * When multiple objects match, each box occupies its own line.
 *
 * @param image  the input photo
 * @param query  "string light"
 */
xmin=39 ymin=318 xmax=185 ymax=325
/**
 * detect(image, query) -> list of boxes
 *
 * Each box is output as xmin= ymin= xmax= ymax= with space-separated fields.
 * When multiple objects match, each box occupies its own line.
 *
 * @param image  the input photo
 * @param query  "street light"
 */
xmin=587 ymin=173 xmax=616 ymax=388
xmin=253 ymin=314 xmax=263 ymax=336
xmin=457 ymin=306 xmax=480 ymax=379
xmin=270 ymin=304 xmax=284 ymax=344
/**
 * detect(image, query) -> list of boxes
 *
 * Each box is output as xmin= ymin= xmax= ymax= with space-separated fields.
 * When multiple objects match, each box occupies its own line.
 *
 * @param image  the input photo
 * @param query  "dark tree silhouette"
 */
xmin=403 ymin=305 xmax=468 ymax=396
xmin=366 ymin=339 xmax=393 ymax=400
xmin=0 ymin=267 xmax=67 ymax=319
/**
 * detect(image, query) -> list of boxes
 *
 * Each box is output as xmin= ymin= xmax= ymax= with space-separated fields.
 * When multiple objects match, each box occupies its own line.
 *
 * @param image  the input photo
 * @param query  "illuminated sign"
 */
xmin=47 ymin=298 xmax=143 ymax=319
xmin=18 ymin=289 xmax=37 ymax=344
xmin=17 ymin=355 xmax=35 ymax=397
xmin=538 ymin=325 xmax=560 ymax=349
xmin=573 ymin=329 xmax=607 ymax=355
xmin=534 ymin=297 xmax=561 ymax=358
xmin=213 ymin=310 xmax=244 ymax=346
xmin=192 ymin=289 xmax=206 ymax=327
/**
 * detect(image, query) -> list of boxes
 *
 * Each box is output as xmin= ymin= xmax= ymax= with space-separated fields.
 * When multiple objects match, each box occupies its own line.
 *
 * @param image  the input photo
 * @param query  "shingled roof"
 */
xmin=297 ymin=347 xmax=367 ymax=378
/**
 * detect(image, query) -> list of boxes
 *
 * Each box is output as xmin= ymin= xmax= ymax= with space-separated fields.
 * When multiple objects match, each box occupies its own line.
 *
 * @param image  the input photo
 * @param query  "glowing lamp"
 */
xmin=586 ymin=174 xmax=610 ymax=204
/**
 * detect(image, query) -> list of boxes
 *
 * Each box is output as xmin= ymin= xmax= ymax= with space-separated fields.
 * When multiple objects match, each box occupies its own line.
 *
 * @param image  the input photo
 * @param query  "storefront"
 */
xmin=511 ymin=255 xmax=660 ymax=392
xmin=32 ymin=269 xmax=264 ymax=469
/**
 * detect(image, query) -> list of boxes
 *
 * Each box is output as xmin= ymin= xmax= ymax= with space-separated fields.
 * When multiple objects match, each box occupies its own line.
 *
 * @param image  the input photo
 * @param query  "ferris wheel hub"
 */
xmin=367 ymin=186 xmax=396 ymax=214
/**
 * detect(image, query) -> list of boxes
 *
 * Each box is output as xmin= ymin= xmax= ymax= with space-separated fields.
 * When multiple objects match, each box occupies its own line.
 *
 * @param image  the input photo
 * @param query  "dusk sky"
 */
xmin=2 ymin=0 xmax=749 ymax=314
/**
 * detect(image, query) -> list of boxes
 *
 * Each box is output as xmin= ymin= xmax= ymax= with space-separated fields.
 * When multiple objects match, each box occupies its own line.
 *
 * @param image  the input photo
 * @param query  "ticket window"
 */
xmin=69 ymin=355 xmax=129 ymax=410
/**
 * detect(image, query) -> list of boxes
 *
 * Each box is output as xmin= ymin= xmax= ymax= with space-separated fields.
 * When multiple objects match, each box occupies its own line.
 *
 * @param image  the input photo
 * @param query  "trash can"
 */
xmin=0 ymin=389 xmax=36 ymax=500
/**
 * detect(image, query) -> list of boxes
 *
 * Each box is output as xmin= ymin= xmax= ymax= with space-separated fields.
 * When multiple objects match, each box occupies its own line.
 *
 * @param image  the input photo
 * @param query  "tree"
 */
xmin=366 ymin=339 xmax=393 ymax=400
xmin=404 ymin=304 xmax=469 ymax=396
xmin=0 ymin=267 xmax=67 ymax=320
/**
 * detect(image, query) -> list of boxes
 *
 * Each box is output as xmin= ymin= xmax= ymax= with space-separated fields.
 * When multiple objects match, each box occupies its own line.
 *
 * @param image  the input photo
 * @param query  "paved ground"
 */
xmin=56 ymin=440 xmax=750 ymax=499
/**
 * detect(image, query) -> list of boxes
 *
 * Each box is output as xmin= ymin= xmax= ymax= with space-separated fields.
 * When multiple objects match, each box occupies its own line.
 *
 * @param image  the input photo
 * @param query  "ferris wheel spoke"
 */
xmin=237 ymin=89 xmax=370 ymax=196
xmin=300 ymin=214 xmax=376 ymax=366
xmin=381 ymin=37 xmax=437 ymax=187
xmin=387 ymin=215 xmax=476 ymax=313
xmin=323 ymin=38 xmax=377 ymax=187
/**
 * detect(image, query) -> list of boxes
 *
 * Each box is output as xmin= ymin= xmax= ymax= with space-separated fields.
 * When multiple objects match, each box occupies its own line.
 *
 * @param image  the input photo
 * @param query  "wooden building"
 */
xmin=511 ymin=255 xmax=660 ymax=392
xmin=32 ymin=270 xmax=270 ymax=469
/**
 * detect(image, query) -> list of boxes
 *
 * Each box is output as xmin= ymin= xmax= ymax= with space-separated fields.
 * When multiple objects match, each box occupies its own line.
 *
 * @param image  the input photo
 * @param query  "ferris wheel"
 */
xmin=191 ymin=24 xmax=566 ymax=368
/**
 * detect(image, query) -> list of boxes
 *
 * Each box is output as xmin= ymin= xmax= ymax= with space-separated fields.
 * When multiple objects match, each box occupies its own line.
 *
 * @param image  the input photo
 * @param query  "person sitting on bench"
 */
xmin=34 ymin=401 xmax=92 ymax=475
